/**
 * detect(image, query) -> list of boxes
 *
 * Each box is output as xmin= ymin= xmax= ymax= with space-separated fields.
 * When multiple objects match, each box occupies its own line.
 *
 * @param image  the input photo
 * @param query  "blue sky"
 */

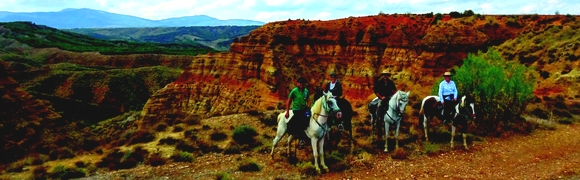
xmin=1 ymin=0 xmax=579 ymax=22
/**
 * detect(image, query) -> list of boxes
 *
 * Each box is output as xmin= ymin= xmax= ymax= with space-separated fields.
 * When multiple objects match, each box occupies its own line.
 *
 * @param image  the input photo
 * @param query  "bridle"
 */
xmin=386 ymin=92 xmax=406 ymax=122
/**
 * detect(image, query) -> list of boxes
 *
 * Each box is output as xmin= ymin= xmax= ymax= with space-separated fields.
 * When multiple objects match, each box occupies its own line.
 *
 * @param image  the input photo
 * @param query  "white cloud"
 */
xmin=264 ymin=0 xmax=289 ymax=6
xmin=95 ymin=0 xmax=109 ymax=7
xmin=519 ymin=4 xmax=537 ymax=14
xmin=239 ymin=0 xmax=256 ymax=9
xmin=313 ymin=11 xmax=332 ymax=20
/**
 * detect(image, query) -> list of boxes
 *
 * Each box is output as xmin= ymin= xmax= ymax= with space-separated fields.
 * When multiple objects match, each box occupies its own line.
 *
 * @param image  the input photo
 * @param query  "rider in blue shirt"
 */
xmin=438 ymin=71 xmax=458 ymax=124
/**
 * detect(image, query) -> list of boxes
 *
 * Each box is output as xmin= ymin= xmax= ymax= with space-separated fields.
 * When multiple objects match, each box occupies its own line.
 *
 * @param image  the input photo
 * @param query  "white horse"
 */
xmin=419 ymin=95 xmax=476 ymax=149
xmin=270 ymin=91 xmax=342 ymax=174
xmin=368 ymin=90 xmax=411 ymax=152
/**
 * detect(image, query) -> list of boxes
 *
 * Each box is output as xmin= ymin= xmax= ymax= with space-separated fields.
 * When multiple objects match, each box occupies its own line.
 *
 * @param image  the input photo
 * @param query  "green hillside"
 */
xmin=0 ymin=21 xmax=218 ymax=55
xmin=66 ymin=25 xmax=261 ymax=51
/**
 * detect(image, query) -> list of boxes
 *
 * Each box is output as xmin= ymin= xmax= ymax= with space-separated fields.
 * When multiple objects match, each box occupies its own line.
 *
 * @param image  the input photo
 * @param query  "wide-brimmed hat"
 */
xmin=380 ymin=70 xmax=392 ymax=76
xmin=329 ymin=72 xmax=337 ymax=78
xmin=443 ymin=72 xmax=452 ymax=76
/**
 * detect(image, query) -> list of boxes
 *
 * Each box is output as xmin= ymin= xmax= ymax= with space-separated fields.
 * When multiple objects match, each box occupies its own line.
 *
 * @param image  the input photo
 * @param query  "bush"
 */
xmin=232 ymin=125 xmax=258 ymax=145
xmin=296 ymin=162 xmax=318 ymax=176
xmin=171 ymin=151 xmax=194 ymax=162
xmin=127 ymin=129 xmax=156 ymax=145
xmin=159 ymin=137 xmax=180 ymax=145
xmin=172 ymin=125 xmax=185 ymax=132
xmin=155 ymin=123 xmax=168 ymax=132
xmin=49 ymin=165 xmax=87 ymax=179
xmin=237 ymin=159 xmax=261 ymax=172
xmin=210 ymin=131 xmax=228 ymax=141
xmin=31 ymin=166 xmax=49 ymax=180
xmin=260 ymin=111 xmax=279 ymax=126
xmin=147 ymin=154 xmax=167 ymax=166
xmin=435 ymin=48 xmax=537 ymax=134
xmin=215 ymin=172 xmax=233 ymax=180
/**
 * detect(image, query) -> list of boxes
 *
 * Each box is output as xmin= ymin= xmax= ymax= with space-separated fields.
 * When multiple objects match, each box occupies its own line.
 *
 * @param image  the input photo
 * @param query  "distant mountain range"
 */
xmin=0 ymin=8 xmax=265 ymax=29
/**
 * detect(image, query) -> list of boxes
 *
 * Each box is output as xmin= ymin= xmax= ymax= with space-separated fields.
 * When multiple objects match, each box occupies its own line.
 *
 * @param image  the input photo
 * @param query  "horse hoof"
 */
xmin=316 ymin=168 xmax=321 ymax=174
xmin=383 ymin=149 xmax=389 ymax=152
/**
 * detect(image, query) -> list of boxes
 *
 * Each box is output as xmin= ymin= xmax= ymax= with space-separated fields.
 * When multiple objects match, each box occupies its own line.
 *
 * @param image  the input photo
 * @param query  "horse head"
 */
xmin=322 ymin=91 xmax=342 ymax=119
xmin=458 ymin=95 xmax=476 ymax=120
xmin=390 ymin=90 xmax=410 ymax=115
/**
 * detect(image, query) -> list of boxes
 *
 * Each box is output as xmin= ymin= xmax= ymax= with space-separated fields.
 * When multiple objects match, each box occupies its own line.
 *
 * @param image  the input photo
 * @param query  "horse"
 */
xmin=367 ymin=90 xmax=411 ymax=152
xmin=270 ymin=91 xmax=342 ymax=174
xmin=313 ymin=90 xmax=354 ymax=149
xmin=419 ymin=95 xmax=476 ymax=149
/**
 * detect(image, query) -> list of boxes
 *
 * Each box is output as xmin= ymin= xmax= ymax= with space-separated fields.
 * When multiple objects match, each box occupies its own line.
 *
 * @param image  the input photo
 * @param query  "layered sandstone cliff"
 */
xmin=140 ymin=14 xmax=578 ymax=126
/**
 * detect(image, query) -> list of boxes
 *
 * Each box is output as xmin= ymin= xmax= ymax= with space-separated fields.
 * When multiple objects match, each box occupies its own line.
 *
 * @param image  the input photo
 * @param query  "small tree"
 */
xmin=433 ymin=48 xmax=537 ymax=134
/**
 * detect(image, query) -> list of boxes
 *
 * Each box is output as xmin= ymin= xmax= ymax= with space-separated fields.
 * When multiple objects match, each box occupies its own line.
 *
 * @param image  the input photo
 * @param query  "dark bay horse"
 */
xmin=419 ymin=95 xmax=476 ymax=149
xmin=313 ymin=91 xmax=354 ymax=148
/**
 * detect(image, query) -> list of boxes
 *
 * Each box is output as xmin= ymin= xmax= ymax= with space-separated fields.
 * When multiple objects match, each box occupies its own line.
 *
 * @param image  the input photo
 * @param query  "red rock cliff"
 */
xmin=140 ymin=14 xmax=574 ymax=125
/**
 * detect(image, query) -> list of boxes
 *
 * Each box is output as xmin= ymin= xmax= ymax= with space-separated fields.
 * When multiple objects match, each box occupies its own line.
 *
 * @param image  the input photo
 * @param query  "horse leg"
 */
xmin=311 ymin=138 xmax=322 ymax=174
xmin=450 ymin=125 xmax=456 ymax=148
xmin=384 ymin=121 xmax=390 ymax=152
xmin=271 ymin=121 xmax=287 ymax=158
xmin=423 ymin=115 xmax=429 ymax=142
xmin=370 ymin=113 xmax=375 ymax=142
xmin=318 ymin=137 xmax=329 ymax=172
xmin=270 ymin=132 xmax=285 ymax=158
xmin=287 ymin=134 xmax=294 ymax=156
xmin=463 ymin=133 xmax=469 ymax=150
xmin=394 ymin=121 xmax=400 ymax=150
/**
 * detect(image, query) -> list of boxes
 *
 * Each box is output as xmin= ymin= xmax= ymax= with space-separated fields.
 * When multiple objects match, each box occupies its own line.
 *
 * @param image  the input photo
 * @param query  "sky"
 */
xmin=0 ymin=0 xmax=579 ymax=23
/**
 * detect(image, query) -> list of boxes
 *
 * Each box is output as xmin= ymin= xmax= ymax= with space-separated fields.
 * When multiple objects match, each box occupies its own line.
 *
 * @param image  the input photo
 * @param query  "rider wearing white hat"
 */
xmin=439 ymin=71 xmax=458 ymax=124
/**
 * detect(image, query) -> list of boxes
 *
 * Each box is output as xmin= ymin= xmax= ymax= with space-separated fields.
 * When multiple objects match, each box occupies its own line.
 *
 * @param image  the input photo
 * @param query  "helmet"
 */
xmin=297 ymin=77 xmax=307 ymax=83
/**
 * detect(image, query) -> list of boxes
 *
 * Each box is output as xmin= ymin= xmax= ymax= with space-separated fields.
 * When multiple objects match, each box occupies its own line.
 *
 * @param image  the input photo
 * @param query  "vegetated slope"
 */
xmin=66 ymin=25 xmax=261 ymax=51
xmin=0 ymin=21 xmax=203 ymax=170
xmin=0 ymin=21 xmax=218 ymax=55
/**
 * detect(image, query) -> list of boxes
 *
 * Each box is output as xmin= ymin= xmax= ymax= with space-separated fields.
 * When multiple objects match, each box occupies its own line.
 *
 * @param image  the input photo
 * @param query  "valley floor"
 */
xmin=79 ymin=123 xmax=580 ymax=180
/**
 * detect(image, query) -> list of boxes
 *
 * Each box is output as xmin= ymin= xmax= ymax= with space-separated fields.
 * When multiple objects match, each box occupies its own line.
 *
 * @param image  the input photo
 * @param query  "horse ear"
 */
xmin=406 ymin=91 xmax=411 ymax=96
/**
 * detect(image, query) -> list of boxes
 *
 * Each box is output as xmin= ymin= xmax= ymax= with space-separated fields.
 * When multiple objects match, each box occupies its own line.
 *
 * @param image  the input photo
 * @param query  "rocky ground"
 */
xmin=75 ymin=122 xmax=580 ymax=180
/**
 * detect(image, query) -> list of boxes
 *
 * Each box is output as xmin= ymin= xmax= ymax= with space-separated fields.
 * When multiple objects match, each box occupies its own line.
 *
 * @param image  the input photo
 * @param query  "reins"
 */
xmin=386 ymin=93 xmax=404 ymax=122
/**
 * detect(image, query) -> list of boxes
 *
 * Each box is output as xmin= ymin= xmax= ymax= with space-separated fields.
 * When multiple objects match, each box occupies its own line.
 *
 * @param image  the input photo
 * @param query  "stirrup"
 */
xmin=338 ymin=124 xmax=344 ymax=131
xmin=299 ymin=140 xmax=305 ymax=146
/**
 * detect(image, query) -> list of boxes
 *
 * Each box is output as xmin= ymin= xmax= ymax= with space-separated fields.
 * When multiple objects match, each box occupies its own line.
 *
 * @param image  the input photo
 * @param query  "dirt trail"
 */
xmin=320 ymin=124 xmax=580 ymax=180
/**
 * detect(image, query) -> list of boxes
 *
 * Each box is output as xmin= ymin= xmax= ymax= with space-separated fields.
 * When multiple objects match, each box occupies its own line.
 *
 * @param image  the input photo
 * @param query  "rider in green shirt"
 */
xmin=285 ymin=77 xmax=311 ymax=134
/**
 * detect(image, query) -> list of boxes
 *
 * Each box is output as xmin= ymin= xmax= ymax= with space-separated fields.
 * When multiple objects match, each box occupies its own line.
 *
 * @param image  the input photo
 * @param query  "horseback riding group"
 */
xmin=270 ymin=69 xmax=476 ymax=173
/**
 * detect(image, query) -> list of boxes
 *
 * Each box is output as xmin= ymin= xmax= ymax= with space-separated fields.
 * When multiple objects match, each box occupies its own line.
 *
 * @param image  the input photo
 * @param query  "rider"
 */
xmin=374 ymin=69 xmax=397 ymax=120
xmin=285 ymin=77 xmax=311 ymax=135
xmin=324 ymin=71 xmax=343 ymax=130
xmin=438 ymin=71 xmax=458 ymax=124
xmin=324 ymin=71 xmax=343 ymax=98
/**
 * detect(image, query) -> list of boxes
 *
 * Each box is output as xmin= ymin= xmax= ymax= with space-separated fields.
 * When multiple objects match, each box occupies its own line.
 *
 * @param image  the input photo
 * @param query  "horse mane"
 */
xmin=311 ymin=94 xmax=324 ymax=120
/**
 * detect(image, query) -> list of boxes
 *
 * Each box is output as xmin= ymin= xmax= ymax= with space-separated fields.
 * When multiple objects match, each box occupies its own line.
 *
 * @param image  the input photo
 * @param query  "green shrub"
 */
xmin=237 ymin=159 xmax=261 ymax=172
xmin=296 ymin=162 xmax=318 ymax=176
xmin=49 ymin=165 xmax=87 ymax=179
xmin=424 ymin=142 xmax=442 ymax=155
xmin=232 ymin=125 xmax=258 ymax=144
xmin=171 ymin=151 xmax=194 ymax=162
xmin=434 ymin=48 xmax=537 ymax=135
